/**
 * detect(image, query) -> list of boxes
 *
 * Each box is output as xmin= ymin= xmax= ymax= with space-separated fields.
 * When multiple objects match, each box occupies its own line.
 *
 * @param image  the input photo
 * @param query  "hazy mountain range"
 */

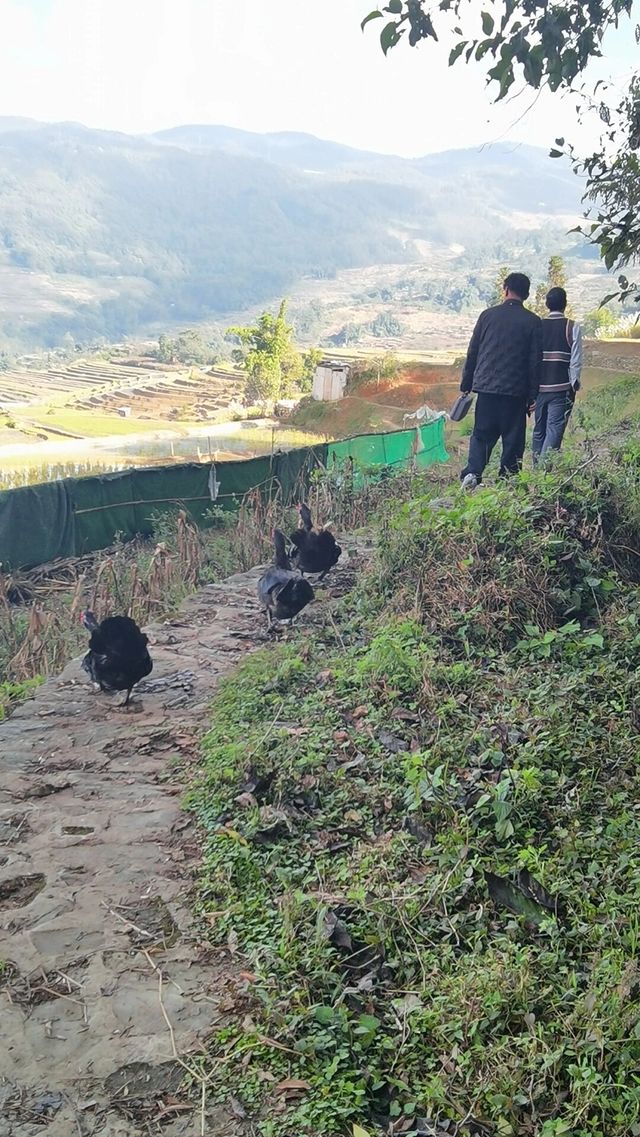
xmin=0 ymin=117 xmax=587 ymax=351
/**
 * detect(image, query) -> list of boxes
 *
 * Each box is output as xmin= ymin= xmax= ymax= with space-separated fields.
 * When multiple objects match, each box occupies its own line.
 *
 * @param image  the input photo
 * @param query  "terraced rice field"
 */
xmin=0 ymin=357 xmax=247 ymax=455
xmin=71 ymin=368 xmax=243 ymax=423
xmin=0 ymin=354 xmax=319 ymax=487
xmin=0 ymin=357 xmax=243 ymax=423
xmin=0 ymin=358 xmax=178 ymax=406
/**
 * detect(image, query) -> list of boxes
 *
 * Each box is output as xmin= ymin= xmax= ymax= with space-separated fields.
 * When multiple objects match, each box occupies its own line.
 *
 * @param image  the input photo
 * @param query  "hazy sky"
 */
xmin=0 ymin=0 xmax=636 ymax=155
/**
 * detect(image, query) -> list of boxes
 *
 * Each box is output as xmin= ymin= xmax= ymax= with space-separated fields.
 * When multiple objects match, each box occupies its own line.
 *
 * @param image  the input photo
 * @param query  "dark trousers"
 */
xmin=532 ymin=389 xmax=573 ymax=462
xmin=461 ymin=392 xmax=527 ymax=482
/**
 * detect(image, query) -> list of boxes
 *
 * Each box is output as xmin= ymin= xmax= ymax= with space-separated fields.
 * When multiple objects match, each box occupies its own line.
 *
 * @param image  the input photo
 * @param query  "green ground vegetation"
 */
xmin=192 ymin=423 xmax=640 ymax=1134
xmin=0 ymin=677 xmax=43 ymax=720
xmin=12 ymin=408 xmax=175 ymax=439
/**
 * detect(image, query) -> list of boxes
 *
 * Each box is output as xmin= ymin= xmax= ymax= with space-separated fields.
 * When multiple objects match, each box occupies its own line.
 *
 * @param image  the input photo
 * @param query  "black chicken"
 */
xmin=257 ymin=530 xmax=314 ymax=626
xmin=289 ymin=503 xmax=342 ymax=580
xmin=81 ymin=611 xmax=153 ymax=706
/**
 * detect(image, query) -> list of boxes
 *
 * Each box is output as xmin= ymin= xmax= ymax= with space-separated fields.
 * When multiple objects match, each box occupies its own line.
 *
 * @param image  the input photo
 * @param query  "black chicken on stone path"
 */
xmin=289 ymin=502 xmax=342 ymax=580
xmin=81 ymin=611 xmax=153 ymax=706
xmin=257 ymin=530 xmax=314 ymax=626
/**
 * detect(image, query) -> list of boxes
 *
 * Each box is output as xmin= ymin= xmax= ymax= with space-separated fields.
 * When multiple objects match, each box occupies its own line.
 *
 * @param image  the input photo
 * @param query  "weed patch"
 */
xmin=193 ymin=455 xmax=640 ymax=1136
xmin=574 ymin=374 xmax=640 ymax=439
xmin=0 ymin=677 xmax=43 ymax=720
xmin=371 ymin=457 xmax=640 ymax=651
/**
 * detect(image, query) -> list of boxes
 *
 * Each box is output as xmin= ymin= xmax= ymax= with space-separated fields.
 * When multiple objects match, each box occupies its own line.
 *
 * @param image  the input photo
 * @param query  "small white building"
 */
xmin=311 ymin=361 xmax=350 ymax=402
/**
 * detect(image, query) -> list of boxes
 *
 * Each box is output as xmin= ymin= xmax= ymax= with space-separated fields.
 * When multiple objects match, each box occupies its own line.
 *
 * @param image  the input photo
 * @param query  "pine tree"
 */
xmin=492 ymin=266 xmax=510 ymax=306
xmin=532 ymin=282 xmax=548 ymax=318
xmin=548 ymin=256 xmax=568 ymax=291
xmin=531 ymin=256 xmax=570 ymax=317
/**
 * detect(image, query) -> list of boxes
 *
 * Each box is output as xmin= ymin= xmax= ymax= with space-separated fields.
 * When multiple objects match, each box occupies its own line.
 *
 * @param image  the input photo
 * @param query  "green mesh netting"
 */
xmin=0 ymin=420 xmax=447 ymax=570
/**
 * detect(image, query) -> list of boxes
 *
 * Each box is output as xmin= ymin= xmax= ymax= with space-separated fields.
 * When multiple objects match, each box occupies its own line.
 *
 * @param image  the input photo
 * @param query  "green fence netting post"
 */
xmin=0 ymin=421 xmax=448 ymax=571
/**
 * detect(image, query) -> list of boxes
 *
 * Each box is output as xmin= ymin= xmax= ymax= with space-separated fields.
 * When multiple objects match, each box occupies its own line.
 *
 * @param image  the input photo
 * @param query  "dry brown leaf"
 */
xmin=235 ymin=792 xmax=258 ymax=809
xmin=229 ymin=1095 xmax=247 ymax=1119
xmin=275 ymin=1078 xmax=311 ymax=1095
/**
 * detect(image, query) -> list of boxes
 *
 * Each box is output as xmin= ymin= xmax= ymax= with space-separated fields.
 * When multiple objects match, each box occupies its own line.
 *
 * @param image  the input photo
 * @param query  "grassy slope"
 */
xmin=192 ymin=376 xmax=640 ymax=1136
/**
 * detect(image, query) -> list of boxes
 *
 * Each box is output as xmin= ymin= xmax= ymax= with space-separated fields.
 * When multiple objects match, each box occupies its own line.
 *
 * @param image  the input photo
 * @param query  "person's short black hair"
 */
xmin=504 ymin=272 xmax=531 ymax=301
xmin=546 ymin=286 xmax=567 ymax=313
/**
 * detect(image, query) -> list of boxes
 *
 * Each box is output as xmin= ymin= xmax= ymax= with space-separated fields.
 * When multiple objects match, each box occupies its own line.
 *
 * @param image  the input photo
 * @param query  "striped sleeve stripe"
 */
xmin=543 ymin=352 xmax=571 ymax=361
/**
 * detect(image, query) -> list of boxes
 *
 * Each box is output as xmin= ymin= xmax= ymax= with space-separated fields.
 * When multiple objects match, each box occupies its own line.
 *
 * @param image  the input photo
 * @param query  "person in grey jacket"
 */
xmin=532 ymin=286 xmax=583 ymax=462
xmin=459 ymin=272 xmax=543 ymax=489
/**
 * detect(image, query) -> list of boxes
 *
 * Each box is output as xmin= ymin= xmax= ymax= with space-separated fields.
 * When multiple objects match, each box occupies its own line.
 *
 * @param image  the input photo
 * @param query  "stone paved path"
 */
xmin=0 ymin=565 xmax=280 ymax=1137
xmin=0 ymin=547 xmax=364 ymax=1137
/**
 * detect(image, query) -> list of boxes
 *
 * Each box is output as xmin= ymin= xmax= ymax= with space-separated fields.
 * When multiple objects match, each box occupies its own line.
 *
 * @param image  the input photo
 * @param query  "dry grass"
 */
xmin=0 ymin=511 xmax=208 ymax=684
xmin=0 ymin=458 xmax=443 ymax=691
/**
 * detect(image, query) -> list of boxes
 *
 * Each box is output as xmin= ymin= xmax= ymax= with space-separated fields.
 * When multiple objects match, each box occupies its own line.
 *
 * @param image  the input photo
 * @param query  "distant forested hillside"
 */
xmin=0 ymin=119 xmax=586 ymax=350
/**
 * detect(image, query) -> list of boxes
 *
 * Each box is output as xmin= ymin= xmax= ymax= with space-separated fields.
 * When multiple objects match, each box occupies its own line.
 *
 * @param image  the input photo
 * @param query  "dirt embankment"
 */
xmin=357 ymin=363 xmax=460 ymax=409
xmin=584 ymin=338 xmax=640 ymax=373
xmin=295 ymin=362 xmax=460 ymax=436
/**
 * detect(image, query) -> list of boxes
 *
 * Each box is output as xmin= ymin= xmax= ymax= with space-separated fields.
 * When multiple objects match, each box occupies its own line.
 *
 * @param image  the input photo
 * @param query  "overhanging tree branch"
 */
xmin=363 ymin=1 xmax=639 ymax=298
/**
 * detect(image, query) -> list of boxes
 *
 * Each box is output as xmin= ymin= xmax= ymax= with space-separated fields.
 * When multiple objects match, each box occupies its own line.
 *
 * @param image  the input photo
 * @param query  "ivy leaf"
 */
xmin=385 ymin=0 xmax=403 ymax=12
xmin=522 ymin=48 xmax=543 ymax=87
xmin=488 ymin=48 xmax=516 ymax=99
xmin=314 ymin=1005 xmax=335 ymax=1024
xmin=500 ymin=0 xmax=518 ymax=31
xmin=380 ymin=19 xmax=402 ymax=54
xmin=549 ymin=148 xmax=564 ymax=158
xmin=581 ymin=632 xmax=605 ymax=649
xmin=355 ymin=1013 xmax=380 ymax=1034
xmin=476 ymin=40 xmax=494 ymax=61
xmin=448 ymin=40 xmax=467 ymax=65
xmin=361 ymin=9 xmax=383 ymax=31
xmin=481 ymin=11 xmax=494 ymax=35
xmin=488 ymin=868 xmax=552 ymax=923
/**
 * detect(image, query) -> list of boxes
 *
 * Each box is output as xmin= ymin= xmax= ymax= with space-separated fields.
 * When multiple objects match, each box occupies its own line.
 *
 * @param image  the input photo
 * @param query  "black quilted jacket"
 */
xmin=461 ymin=300 xmax=543 ymax=401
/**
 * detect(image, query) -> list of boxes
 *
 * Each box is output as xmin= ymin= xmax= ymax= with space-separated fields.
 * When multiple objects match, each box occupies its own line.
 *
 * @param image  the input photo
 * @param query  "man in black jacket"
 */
xmin=459 ymin=272 xmax=543 ymax=489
